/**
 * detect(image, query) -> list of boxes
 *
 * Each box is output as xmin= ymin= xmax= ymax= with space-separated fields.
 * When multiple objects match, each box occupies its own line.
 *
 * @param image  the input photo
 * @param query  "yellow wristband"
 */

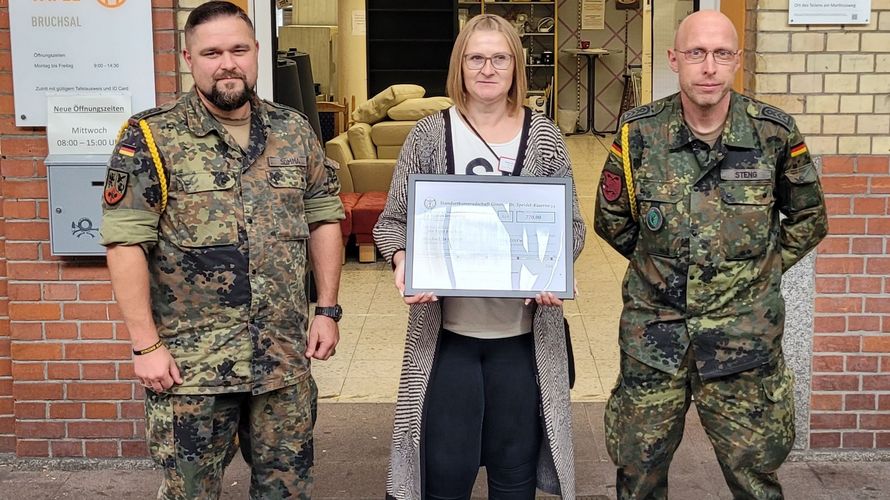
xmin=133 ymin=340 xmax=164 ymax=356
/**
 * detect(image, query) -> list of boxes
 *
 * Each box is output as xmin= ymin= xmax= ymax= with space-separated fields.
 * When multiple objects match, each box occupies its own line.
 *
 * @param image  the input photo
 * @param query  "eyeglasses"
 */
xmin=675 ymin=48 xmax=739 ymax=64
xmin=464 ymin=53 xmax=513 ymax=70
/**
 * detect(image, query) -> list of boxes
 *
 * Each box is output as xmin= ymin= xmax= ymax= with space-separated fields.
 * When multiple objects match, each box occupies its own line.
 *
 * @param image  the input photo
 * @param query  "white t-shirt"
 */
xmin=442 ymin=107 xmax=533 ymax=339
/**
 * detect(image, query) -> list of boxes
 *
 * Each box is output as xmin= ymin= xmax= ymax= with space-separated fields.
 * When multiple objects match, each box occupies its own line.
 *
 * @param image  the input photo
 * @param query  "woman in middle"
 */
xmin=373 ymin=14 xmax=585 ymax=500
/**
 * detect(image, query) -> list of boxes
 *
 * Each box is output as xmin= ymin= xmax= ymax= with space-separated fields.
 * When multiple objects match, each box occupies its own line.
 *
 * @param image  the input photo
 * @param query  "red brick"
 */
xmin=9 ymin=284 xmax=40 ymax=301
xmin=815 ymin=277 xmax=846 ymax=294
xmin=842 ymin=432 xmax=874 ymax=448
xmin=811 ymin=413 xmax=857 ymax=430
xmin=5 ymin=241 xmax=39 ymax=260
xmin=11 ymin=363 xmax=45 ymax=380
xmin=867 ymin=218 xmax=890 ymax=235
xmin=863 ymin=337 xmax=890 ymax=353
xmin=82 ymin=363 xmax=116 ymax=380
xmin=812 ymin=355 xmax=844 ymax=372
xmin=85 ymin=402 xmax=118 ymax=419
xmin=7 ymin=262 xmax=59 ymax=281
xmin=107 ymin=303 xmax=124 ymax=321
xmin=810 ymin=432 xmax=841 ymax=448
xmin=880 ymin=395 xmax=890 ymax=411
xmin=16 ymin=440 xmax=49 ymax=457
xmin=857 ymin=156 xmax=890 ymax=174
xmin=120 ymin=401 xmax=145 ymax=419
xmin=17 ymin=421 xmax=65 ymax=439
xmin=62 ymin=303 xmax=107 ymax=321
xmin=81 ymin=323 xmax=114 ymax=340
xmin=47 ymin=363 xmax=80 ymax=380
xmin=860 ymin=414 xmax=890 ymax=430
xmin=2 ymin=179 xmax=47 ymax=198
xmin=154 ymin=52 xmax=177 ymax=73
xmin=153 ymin=32 xmax=175 ymax=51
xmin=815 ymin=256 xmax=864 ymax=274
xmin=4 ymin=220 xmax=51 ymax=243
xmin=811 ymin=393 xmax=843 ymax=410
xmin=862 ymin=375 xmax=890 ymax=391
xmin=118 ymin=363 xmax=136 ymax=380
xmin=877 ymin=433 xmax=890 ymax=448
xmin=884 ymin=317 xmax=890 ymax=334
xmin=10 ymin=342 xmax=62 ymax=360
xmin=9 ymin=302 xmax=61 ymax=321
xmin=884 ymin=356 xmax=890 ymax=372
xmin=828 ymin=217 xmax=866 ymax=235
xmin=849 ymin=315 xmax=881 ymax=332
xmin=0 ymin=159 xmax=37 ymax=178
xmin=45 ymin=323 xmax=78 ymax=340
xmin=845 ymin=393 xmax=876 ymax=410
xmin=15 ymin=382 xmax=63 ymax=400
xmin=822 ymin=156 xmax=855 ymax=174
xmin=852 ymin=237 xmax=885 ymax=254
xmin=825 ymin=197 xmax=850 ymax=215
xmin=870 ymin=177 xmax=890 ymax=193
xmin=51 ymin=440 xmax=83 ymax=457
xmin=1 ymin=137 xmax=48 ymax=157
xmin=814 ymin=316 xmax=846 ymax=333
xmin=14 ymin=402 xmax=46 ymax=419
xmin=849 ymin=278 xmax=883 ymax=294
xmin=79 ymin=284 xmax=113 ymax=301
xmin=854 ymin=198 xmax=887 ymax=215
xmin=60 ymin=265 xmax=110 ymax=281
xmin=49 ymin=402 xmax=82 ymax=419
xmin=815 ymin=297 xmax=863 ymax=315
xmin=85 ymin=441 xmax=119 ymax=458
xmin=68 ymin=421 xmax=134 ymax=439
xmin=2 ymin=199 xmax=37 ymax=219
xmin=812 ymin=374 xmax=860 ymax=391
xmin=822 ymin=176 xmax=868 ymax=194
xmin=121 ymin=440 xmax=148 ymax=458
xmin=66 ymin=343 xmax=131 ymax=361
xmin=43 ymin=283 xmax=76 ymax=301
xmin=866 ymin=297 xmax=890 ymax=313
xmin=67 ymin=382 xmax=133 ymax=400
xmin=867 ymin=257 xmax=890 ymax=274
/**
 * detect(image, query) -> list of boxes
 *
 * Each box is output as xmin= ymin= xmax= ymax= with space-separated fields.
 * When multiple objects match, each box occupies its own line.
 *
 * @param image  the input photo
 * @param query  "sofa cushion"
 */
xmin=349 ymin=159 xmax=396 ymax=193
xmin=352 ymin=84 xmax=425 ymax=125
xmin=387 ymin=97 xmax=452 ymax=121
xmin=371 ymin=121 xmax=416 ymax=147
xmin=377 ymin=145 xmax=403 ymax=159
xmin=338 ymin=192 xmax=362 ymax=238
xmin=352 ymin=191 xmax=389 ymax=244
xmin=347 ymin=123 xmax=376 ymax=160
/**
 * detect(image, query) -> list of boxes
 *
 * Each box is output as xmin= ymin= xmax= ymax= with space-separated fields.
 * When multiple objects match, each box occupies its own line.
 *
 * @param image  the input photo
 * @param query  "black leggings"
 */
xmin=422 ymin=330 xmax=541 ymax=500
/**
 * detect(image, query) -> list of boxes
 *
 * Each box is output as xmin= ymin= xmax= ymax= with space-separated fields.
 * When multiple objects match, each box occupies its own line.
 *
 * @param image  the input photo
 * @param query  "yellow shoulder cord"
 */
xmin=137 ymin=119 xmax=168 ymax=212
xmin=620 ymin=122 xmax=638 ymax=222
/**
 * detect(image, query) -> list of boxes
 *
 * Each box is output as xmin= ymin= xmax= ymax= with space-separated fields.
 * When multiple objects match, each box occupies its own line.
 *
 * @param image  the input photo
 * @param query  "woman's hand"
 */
xmin=524 ymin=280 xmax=578 ymax=308
xmin=393 ymin=250 xmax=439 ymax=305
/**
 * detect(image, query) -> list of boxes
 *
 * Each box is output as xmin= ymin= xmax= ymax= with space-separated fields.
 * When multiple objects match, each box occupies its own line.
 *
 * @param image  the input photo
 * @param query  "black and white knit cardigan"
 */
xmin=373 ymin=108 xmax=586 ymax=499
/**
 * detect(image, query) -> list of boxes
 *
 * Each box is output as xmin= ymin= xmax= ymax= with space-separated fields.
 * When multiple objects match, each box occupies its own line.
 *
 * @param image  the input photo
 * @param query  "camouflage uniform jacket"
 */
xmin=594 ymin=91 xmax=827 ymax=380
xmin=100 ymin=89 xmax=344 ymax=395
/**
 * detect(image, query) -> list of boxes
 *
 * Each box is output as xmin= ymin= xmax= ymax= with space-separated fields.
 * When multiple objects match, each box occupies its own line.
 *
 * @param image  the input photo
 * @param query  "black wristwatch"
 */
xmin=314 ymin=304 xmax=343 ymax=322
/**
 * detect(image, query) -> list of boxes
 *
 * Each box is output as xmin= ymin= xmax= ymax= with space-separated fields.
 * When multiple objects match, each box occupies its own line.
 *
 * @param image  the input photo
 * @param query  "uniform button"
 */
xmin=251 ymin=269 xmax=257 ymax=275
xmin=246 ymin=217 xmax=253 ymax=224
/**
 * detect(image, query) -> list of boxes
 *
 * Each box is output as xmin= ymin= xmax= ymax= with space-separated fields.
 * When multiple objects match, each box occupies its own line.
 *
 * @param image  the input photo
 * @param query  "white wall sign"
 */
xmin=789 ymin=1 xmax=871 ymax=25
xmin=581 ymin=0 xmax=606 ymax=30
xmin=46 ymin=95 xmax=131 ymax=155
xmin=9 ymin=0 xmax=155 ymax=126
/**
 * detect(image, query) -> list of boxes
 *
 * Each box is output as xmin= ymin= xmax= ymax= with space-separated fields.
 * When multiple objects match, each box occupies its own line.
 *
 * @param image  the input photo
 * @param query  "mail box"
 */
xmin=45 ymin=154 xmax=110 ymax=256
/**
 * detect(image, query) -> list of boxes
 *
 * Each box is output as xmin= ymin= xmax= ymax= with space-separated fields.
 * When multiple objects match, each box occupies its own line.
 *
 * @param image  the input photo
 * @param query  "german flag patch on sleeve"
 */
xmin=790 ymin=143 xmax=808 ymax=158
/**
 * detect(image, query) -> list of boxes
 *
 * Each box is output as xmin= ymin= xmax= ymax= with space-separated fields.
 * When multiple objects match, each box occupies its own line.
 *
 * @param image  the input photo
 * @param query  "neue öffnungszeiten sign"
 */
xmin=405 ymin=174 xmax=575 ymax=299
xmin=9 ymin=0 xmax=155 ymax=126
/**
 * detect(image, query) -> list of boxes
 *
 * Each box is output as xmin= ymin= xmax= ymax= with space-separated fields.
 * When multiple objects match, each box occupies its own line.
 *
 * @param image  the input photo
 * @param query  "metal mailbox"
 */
xmin=45 ymin=154 xmax=109 ymax=256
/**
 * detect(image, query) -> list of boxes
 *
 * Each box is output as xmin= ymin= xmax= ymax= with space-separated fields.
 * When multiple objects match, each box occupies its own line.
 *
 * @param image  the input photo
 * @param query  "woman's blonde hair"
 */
xmin=446 ymin=14 xmax=527 ymax=116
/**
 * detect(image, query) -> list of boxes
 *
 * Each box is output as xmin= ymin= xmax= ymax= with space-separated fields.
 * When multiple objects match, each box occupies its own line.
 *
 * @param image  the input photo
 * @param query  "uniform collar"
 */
xmin=185 ymin=87 xmax=269 ymax=138
xmin=667 ymin=91 xmax=757 ymax=150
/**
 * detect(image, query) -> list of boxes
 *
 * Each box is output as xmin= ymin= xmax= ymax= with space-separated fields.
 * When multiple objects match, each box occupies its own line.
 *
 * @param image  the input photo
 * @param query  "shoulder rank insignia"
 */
xmin=127 ymin=101 xmax=176 ymax=126
xmin=618 ymin=100 xmax=666 ymax=127
xmin=748 ymin=101 xmax=794 ymax=132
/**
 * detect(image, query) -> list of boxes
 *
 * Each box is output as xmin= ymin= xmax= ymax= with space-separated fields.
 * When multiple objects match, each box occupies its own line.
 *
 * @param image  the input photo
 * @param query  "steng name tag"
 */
xmin=721 ymin=168 xmax=772 ymax=181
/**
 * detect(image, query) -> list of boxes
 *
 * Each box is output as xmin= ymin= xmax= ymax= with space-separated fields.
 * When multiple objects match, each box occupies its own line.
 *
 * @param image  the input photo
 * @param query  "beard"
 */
xmin=202 ymin=73 xmax=254 ymax=111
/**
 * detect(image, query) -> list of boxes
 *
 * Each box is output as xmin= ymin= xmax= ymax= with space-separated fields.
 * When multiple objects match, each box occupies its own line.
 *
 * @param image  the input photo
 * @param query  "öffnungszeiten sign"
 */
xmin=789 ymin=1 xmax=871 ymax=25
xmin=9 ymin=0 xmax=155 ymax=126
xmin=405 ymin=174 xmax=574 ymax=299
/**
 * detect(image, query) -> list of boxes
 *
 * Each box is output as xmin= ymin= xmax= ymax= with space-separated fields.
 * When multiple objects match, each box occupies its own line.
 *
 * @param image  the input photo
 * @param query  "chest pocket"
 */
xmin=719 ymin=183 xmax=774 ymax=260
xmin=171 ymin=171 xmax=238 ymax=248
xmin=267 ymin=166 xmax=310 ymax=240
xmin=637 ymin=179 xmax=684 ymax=257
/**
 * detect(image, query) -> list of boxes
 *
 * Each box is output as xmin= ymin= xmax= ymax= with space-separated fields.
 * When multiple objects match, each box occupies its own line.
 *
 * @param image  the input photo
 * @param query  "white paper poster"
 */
xmin=581 ymin=0 xmax=606 ymax=30
xmin=352 ymin=10 xmax=366 ymax=35
xmin=46 ymin=95 xmax=131 ymax=155
xmin=8 ymin=0 xmax=155 ymax=126
xmin=789 ymin=1 xmax=871 ymax=25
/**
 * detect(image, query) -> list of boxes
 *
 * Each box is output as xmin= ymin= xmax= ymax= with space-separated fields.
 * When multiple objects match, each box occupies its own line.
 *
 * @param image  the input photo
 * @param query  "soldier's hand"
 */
xmin=306 ymin=316 xmax=339 ymax=360
xmin=393 ymin=251 xmax=438 ymax=305
xmin=134 ymin=346 xmax=183 ymax=393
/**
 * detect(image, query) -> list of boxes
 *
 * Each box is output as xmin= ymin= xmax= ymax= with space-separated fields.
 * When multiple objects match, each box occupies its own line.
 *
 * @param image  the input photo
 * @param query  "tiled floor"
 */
xmin=313 ymin=134 xmax=627 ymax=402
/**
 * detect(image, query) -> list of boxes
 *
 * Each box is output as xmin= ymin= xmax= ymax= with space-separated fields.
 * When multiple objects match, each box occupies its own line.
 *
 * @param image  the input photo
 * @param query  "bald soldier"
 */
xmin=594 ymin=10 xmax=827 ymax=499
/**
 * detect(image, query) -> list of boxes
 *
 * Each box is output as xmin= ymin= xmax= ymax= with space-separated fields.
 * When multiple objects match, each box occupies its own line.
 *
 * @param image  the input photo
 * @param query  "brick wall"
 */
xmin=748 ymin=0 xmax=890 ymax=450
xmin=0 ymin=0 xmax=179 ymax=458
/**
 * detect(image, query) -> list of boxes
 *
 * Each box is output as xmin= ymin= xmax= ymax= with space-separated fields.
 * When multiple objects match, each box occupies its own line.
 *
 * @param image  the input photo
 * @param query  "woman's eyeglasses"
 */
xmin=464 ymin=53 xmax=513 ymax=70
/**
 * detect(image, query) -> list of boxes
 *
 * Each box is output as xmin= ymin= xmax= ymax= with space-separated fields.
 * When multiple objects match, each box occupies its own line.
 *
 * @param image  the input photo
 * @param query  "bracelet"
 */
xmin=133 ymin=340 xmax=164 ymax=356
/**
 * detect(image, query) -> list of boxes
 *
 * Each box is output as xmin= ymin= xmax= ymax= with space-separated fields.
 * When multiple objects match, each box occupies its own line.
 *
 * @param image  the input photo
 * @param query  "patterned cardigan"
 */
xmin=373 ymin=108 xmax=586 ymax=499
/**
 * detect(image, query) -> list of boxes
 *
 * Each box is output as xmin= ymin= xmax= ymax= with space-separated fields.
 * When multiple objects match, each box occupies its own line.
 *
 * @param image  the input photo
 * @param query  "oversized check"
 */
xmin=405 ymin=174 xmax=574 ymax=298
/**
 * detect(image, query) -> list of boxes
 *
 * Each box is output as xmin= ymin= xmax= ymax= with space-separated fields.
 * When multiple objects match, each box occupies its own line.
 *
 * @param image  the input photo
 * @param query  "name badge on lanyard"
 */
xmin=498 ymin=156 xmax=516 ymax=174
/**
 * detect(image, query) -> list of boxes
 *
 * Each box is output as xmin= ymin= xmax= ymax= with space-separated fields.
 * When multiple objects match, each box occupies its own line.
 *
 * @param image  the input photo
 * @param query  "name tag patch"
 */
xmin=721 ymin=169 xmax=772 ymax=181
xmin=267 ymin=156 xmax=306 ymax=167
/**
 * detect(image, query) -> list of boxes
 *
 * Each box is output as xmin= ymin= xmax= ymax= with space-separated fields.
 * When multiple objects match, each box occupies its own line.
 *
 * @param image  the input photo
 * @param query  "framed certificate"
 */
xmin=405 ymin=174 xmax=574 ymax=299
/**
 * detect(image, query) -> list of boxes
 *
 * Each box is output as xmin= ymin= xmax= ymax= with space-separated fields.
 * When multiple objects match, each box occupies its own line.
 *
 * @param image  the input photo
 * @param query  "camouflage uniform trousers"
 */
xmin=604 ymin=349 xmax=795 ymax=500
xmin=144 ymin=375 xmax=318 ymax=500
